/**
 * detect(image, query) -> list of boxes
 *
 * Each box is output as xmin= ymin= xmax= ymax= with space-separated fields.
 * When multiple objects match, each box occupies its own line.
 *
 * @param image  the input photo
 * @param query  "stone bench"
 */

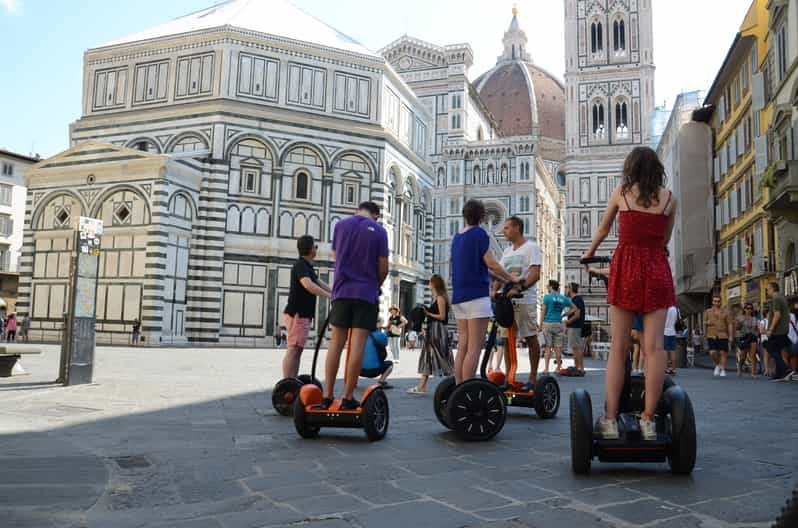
xmin=0 ymin=346 xmax=42 ymax=377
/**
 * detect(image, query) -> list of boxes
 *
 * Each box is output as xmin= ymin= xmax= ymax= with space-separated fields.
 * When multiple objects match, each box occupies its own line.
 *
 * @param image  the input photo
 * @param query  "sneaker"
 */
xmin=313 ymin=397 xmax=334 ymax=410
xmin=639 ymin=416 xmax=657 ymax=441
xmin=713 ymin=366 xmax=720 ymax=377
xmin=406 ymin=386 xmax=425 ymax=395
xmin=340 ymin=398 xmax=359 ymax=411
xmin=518 ymin=382 xmax=535 ymax=393
xmin=719 ymin=369 xmax=726 ymax=377
xmin=596 ymin=417 xmax=619 ymax=440
xmin=781 ymin=370 xmax=796 ymax=382
xmin=790 ymin=372 xmax=798 ymax=382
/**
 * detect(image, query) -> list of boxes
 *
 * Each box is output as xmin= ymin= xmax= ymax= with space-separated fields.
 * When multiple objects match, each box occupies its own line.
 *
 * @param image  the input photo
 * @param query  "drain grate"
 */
xmin=113 ymin=455 xmax=151 ymax=469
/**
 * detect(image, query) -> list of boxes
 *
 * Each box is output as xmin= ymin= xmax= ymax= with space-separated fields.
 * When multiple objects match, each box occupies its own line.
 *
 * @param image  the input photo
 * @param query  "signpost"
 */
xmin=61 ymin=216 xmax=103 ymax=386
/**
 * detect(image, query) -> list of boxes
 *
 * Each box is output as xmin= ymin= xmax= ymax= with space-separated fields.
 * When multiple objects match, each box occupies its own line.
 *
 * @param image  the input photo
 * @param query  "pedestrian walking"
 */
xmin=565 ymin=282 xmax=586 ymax=375
xmin=408 ymin=275 xmax=453 ymax=394
xmin=664 ymin=306 xmax=678 ymax=375
xmin=759 ymin=309 xmax=772 ymax=376
xmin=764 ymin=282 xmax=793 ymax=381
xmin=384 ymin=306 xmax=407 ymax=363
xmin=19 ymin=314 xmax=30 ymax=343
xmin=540 ymin=280 xmax=572 ymax=374
xmin=131 ymin=318 xmax=141 ymax=345
xmin=450 ymin=199 xmax=518 ymax=384
xmin=704 ymin=294 xmax=734 ymax=377
xmin=735 ymin=303 xmax=759 ymax=378
xmin=5 ymin=313 xmax=17 ymax=342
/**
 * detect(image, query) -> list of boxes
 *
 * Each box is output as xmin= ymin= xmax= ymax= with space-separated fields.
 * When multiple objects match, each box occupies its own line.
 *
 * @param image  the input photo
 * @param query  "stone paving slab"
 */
xmin=0 ymin=345 xmax=796 ymax=527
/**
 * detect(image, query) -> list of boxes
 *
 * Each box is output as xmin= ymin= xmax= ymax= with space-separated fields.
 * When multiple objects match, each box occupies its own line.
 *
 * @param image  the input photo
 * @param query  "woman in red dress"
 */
xmin=581 ymin=147 xmax=677 ymax=441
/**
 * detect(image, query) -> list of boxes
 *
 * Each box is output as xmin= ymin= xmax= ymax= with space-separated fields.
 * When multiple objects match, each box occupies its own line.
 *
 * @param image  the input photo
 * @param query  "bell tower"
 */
xmin=562 ymin=0 xmax=656 ymax=323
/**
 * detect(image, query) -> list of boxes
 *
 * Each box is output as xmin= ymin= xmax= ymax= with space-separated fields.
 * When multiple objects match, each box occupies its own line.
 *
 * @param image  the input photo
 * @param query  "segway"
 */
xmin=271 ymin=320 xmax=324 ymax=417
xmin=569 ymin=256 xmax=696 ymax=475
xmin=293 ymin=321 xmax=389 ymax=441
xmin=482 ymin=283 xmax=560 ymax=419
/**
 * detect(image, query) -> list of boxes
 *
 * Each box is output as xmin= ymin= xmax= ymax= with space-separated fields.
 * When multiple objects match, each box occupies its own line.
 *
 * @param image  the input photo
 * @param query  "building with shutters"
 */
xmin=0 ymin=149 xmax=38 ymax=313
xmin=379 ymin=8 xmax=565 ymax=302
xmin=762 ymin=0 xmax=798 ymax=305
xmin=19 ymin=0 xmax=435 ymax=345
xmin=562 ymin=0 xmax=657 ymax=326
xmin=705 ymin=0 xmax=775 ymax=313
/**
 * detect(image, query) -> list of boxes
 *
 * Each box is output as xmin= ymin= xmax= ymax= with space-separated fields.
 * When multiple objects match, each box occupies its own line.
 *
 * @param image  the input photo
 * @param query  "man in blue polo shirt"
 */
xmin=321 ymin=202 xmax=389 ymax=410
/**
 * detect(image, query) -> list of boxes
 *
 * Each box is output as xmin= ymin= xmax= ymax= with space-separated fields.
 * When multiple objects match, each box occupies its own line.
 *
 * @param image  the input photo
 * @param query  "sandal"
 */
xmin=406 ymin=386 xmax=425 ymax=395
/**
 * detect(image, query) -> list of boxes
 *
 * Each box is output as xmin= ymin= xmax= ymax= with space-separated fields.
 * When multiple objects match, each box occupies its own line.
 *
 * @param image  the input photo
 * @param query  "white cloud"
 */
xmin=1 ymin=0 xmax=20 ymax=14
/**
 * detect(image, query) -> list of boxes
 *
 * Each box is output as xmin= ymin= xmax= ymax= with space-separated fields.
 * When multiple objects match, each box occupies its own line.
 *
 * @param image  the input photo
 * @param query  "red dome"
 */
xmin=475 ymin=61 xmax=565 ymax=141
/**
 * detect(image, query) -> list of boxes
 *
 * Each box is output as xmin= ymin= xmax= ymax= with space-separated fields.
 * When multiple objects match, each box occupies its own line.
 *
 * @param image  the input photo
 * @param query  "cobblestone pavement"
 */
xmin=0 ymin=344 xmax=796 ymax=527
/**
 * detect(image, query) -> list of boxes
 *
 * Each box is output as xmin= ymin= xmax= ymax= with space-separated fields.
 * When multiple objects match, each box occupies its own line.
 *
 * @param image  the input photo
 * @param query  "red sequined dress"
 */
xmin=607 ymin=192 xmax=676 ymax=314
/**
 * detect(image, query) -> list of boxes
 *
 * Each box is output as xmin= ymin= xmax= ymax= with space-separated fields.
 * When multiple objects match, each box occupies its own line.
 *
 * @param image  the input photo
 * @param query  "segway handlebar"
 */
xmin=580 ymin=256 xmax=611 ymax=292
xmin=580 ymin=256 xmax=612 ymax=265
xmin=310 ymin=315 xmax=331 ymax=381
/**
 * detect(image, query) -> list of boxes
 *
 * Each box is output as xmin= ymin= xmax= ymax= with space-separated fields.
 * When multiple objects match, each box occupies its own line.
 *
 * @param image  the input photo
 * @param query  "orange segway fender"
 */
xmin=487 ymin=370 xmax=506 ymax=386
xmin=299 ymin=384 xmax=323 ymax=406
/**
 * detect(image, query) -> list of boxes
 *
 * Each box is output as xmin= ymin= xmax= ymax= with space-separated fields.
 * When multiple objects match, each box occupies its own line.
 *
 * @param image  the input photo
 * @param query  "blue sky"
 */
xmin=0 ymin=0 xmax=751 ymax=159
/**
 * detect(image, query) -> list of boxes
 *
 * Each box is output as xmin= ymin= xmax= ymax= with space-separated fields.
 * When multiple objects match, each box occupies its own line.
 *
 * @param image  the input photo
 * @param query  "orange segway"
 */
xmin=293 ymin=319 xmax=389 ymax=441
xmin=483 ymin=283 xmax=560 ymax=419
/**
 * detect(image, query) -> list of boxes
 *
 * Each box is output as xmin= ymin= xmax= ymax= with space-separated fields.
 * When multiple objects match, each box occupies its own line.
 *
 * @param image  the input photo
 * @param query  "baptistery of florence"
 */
xmin=19 ymin=0 xmax=565 ymax=346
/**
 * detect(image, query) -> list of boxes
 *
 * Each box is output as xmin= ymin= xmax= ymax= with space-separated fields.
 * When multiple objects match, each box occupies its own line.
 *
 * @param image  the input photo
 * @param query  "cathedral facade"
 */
xmin=380 ymin=10 xmax=566 ymax=300
xmin=562 ymin=0 xmax=656 ymax=324
xmin=20 ymin=0 xmax=434 ymax=345
xmin=19 ymin=1 xmax=567 ymax=346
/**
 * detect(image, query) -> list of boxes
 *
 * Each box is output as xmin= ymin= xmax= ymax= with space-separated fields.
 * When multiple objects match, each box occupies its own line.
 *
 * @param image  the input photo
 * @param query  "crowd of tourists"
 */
xmin=276 ymin=145 xmax=796 ymax=435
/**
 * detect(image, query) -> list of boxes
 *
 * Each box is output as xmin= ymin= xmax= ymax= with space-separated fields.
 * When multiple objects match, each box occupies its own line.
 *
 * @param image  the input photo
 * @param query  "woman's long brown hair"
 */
xmin=430 ymin=274 xmax=449 ymax=306
xmin=621 ymin=146 xmax=666 ymax=209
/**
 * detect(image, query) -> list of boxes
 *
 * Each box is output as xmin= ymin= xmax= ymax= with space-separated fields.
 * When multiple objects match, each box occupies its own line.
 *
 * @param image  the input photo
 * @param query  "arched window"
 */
xmin=486 ymin=165 xmax=495 ymax=183
xmin=500 ymin=164 xmax=508 ymax=183
xmin=592 ymin=103 xmax=606 ymax=137
xmin=241 ymin=208 xmax=255 ymax=233
xmin=226 ymin=206 xmax=240 ymax=232
xmin=613 ymin=19 xmax=626 ymax=52
xmin=615 ymin=102 xmax=629 ymax=138
xmin=591 ymin=22 xmax=603 ymax=53
xmin=473 ymin=166 xmax=481 ymax=185
xmin=255 ymin=209 xmax=270 ymax=235
xmin=295 ymin=171 xmax=309 ymax=200
xmin=437 ymin=167 xmax=445 ymax=187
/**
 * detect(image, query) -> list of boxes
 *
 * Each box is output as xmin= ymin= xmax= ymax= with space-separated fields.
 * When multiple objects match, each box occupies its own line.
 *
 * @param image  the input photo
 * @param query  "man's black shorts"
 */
xmin=360 ymin=360 xmax=393 ymax=378
xmin=707 ymin=337 xmax=729 ymax=351
xmin=329 ymin=298 xmax=378 ymax=330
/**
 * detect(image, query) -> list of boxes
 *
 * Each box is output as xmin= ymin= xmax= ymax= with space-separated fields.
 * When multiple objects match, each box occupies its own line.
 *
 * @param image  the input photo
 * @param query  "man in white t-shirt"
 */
xmin=494 ymin=216 xmax=542 ymax=392
xmin=664 ymin=305 xmax=679 ymax=375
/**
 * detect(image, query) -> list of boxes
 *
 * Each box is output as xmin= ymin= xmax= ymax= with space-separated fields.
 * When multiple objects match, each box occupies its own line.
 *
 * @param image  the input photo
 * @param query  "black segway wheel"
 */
xmin=774 ymin=486 xmax=798 ymax=528
xmin=363 ymin=389 xmax=389 ymax=441
xmin=569 ymin=389 xmax=593 ymax=475
xmin=656 ymin=375 xmax=677 ymax=416
xmin=534 ymin=375 xmax=560 ymax=419
xmin=433 ymin=376 xmax=456 ymax=429
xmin=447 ymin=380 xmax=506 ymax=441
xmin=272 ymin=378 xmax=303 ymax=417
xmin=297 ymin=374 xmax=323 ymax=389
xmin=293 ymin=397 xmax=320 ymax=439
xmin=665 ymin=386 xmax=696 ymax=475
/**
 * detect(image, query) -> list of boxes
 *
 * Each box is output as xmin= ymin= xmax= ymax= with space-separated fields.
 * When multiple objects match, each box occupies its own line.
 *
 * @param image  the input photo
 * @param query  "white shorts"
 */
xmin=452 ymin=297 xmax=493 ymax=320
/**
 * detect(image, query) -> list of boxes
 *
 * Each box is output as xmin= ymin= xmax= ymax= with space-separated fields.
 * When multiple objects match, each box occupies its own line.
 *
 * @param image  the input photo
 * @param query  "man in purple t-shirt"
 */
xmin=321 ymin=201 xmax=389 ymax=410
